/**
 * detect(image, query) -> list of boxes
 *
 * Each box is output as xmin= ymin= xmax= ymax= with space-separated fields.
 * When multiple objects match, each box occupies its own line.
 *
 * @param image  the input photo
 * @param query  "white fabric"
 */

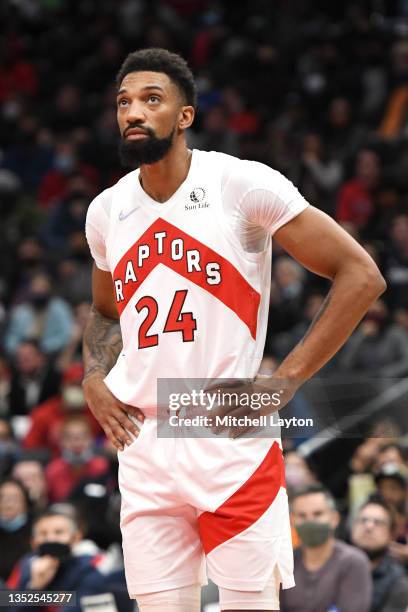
xmin=85 ymin=150 xmax=308 ymax=416
xmin=86 ymin=151 xmax=308 ymax=267
xmin=219 ymin=565 xmax=281 ymax=610
xmin=133 ymin=583 xmax=201 ymax=611
xmin=118 ymin=418 xmax=294 ymax=596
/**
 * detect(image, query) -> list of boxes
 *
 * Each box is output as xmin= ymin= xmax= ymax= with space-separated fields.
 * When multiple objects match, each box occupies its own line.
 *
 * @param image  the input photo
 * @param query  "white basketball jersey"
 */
xmin=85 ymin=150 xmax=308 ymax=414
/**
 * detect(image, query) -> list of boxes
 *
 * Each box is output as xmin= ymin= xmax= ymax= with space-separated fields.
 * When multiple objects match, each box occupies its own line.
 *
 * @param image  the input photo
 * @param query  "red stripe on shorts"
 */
xmin=198 ymin=441 xmax=286 ymax=554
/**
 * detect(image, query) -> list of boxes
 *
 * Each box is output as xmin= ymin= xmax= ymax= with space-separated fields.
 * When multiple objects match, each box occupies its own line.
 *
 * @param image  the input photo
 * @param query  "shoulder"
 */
xmin=334 ymin=540 xmax=370 ymax=569
xmin=86 ymin=171 xmax=138 ymax=225
xmin=195 ymin=148 xmax=291 ymax=194
xmin=86 ymin=186 xmax=114 ymax=229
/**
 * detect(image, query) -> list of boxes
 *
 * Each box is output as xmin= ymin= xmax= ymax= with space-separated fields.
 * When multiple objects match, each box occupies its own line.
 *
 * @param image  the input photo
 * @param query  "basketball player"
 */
xmin=83 ymin=48 xmax=385 ymax=611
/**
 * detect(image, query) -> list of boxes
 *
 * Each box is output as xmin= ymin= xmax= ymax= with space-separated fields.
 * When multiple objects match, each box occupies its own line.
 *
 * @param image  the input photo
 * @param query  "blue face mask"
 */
xmin=0 ymin=513 xmax=28 ymax=532
xmin=62 ymin=449 xmax=92 ymax=466
xmin=55 ymin=154 xmax=75 ymax=173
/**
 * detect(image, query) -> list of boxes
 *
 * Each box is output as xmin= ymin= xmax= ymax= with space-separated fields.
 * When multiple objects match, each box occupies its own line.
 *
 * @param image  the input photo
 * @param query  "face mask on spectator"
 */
xmin=30 ymin=292 xmax=50 ymax=310
xmin=295 ymin=521 xmax=333 ymax=547
xmin=55 ymin=154 xmax=75 ymax=173
xmin=62 ymin=449 xmax=92 ymax=466
xmin=0 ymin=513 xmax=28 ymax=532
xmin=62 ymin=386 xmax=85 ymax=409
xmin=36 ymin=541 xmax=72 ymax=562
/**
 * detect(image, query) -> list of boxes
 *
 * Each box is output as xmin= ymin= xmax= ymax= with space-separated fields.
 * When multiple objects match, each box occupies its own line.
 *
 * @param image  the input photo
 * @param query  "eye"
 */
xmin=118 ymin=98 xmax=129 ymax=107
xmin=147 ymin=95 xmax=161 ymax=104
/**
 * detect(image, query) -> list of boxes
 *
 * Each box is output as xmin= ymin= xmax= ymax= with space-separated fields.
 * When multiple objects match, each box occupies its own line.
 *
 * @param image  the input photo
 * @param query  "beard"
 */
xmin=119 ymin=125 xmax=175 ymax=168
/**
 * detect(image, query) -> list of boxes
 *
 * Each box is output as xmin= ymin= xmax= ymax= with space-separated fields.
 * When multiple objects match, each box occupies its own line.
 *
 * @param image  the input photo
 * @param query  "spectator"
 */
xmin=336 ymin=149 xmax=381 ymax=229
xmin=0 ymin=478 xmax=31 ymax=581
xmin=284 ymin=451 xmax=317 ymax=495
xmin=38 ymin=140 xmax=99 ymax=208
xmin=7 ymin=509 xmax=108 ymax=612
xmin=8 ymin=341 xmax=61 ymax=416
xmin=267 ymin=257 xmax=305 ymax=335
xmin=324 ymin=97 xmax=365 ymax=163
xmin=1 ymin=116 xmax=53 ymax=194
xmin=23 ymin=363 xmax=103 ymax=457
xmin=374 ymin=443 xmax=407 ymax=473
xmin=383 ymin=213 xmax=408 ymax=309
xmin=271 ymin=292 xmax=325 ymax=359
xmin=7 ymin=237 xmax=47 ymax=306
xmin=41 ymin=192 xmax=88 ymax=250
xmin=291 ymin=132 xmax=342 ymax=216
xmin=46 ymin=416 xmax=110 ymax=503
xmin=280 ymin=483 xmax=372 ymax=612
xmin=0 ymin=355 xmax=10 ymax=416
xmin=193 ymin=105 xmax=239 ymax=155
xmin=374 ymin=465 xmax=408 ymax=548
xmin=351 ymin=497 xmax=408 ymax=612
xmin=12 ymin=458 xmax=49 ymax=512
xmin=4 ymin=273 xmax=74 ymax=357
xmin=57 ymin=302 xmax=92 ymax=371
xmin=0 ymin=420 xmax=20 ymax=479
xmin=55 ymin=234 xmax=93 ymax=306
xmin=338 ymin=299 xmax=408 ymax=376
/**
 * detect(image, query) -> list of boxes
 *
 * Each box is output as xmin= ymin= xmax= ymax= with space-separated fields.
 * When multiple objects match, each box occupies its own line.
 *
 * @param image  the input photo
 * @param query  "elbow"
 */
xmin=360 ymin=263 xmax=387 ymax=300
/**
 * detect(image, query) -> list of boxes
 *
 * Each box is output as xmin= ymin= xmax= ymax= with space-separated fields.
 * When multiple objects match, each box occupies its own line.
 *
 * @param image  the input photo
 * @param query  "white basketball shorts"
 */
xmin=118 ymin=417 xmax=295 ymax=597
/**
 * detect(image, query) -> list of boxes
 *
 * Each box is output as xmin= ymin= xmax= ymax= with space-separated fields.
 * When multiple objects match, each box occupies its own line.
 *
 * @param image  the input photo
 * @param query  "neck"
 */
xmin=302 ymin=538 xmax=334 ymax=571
xmin=139 ymin=139 xmax=192 ymax=203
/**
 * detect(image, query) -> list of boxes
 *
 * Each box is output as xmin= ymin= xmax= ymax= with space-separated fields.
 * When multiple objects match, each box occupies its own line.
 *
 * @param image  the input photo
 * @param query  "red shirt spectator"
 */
xmin=38 ymin=141 xmax=99 ymax=209
xmin=23 ymin=364 xmax=103 ymax=457
xmin=336 ymin=149 xmax=381 ymax=228
xmin=336 ymin=178 xmax=374 ymax=226
xmin=46 ymin=416 xmax=110 ymax=502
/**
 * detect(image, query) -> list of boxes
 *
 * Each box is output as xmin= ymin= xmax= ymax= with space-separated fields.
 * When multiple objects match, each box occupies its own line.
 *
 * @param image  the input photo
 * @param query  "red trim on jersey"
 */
xmin=113 ymin=218 xmax=260 ymax=339
xmin=198 ymin=441 xmax=285 ymax=554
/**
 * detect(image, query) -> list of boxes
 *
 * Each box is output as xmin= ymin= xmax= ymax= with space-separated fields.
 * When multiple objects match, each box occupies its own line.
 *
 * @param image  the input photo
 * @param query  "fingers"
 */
xmin=106 ymin=415 xmax=141 ymax=452
xmin=101 ymin=423 xmax=124 ymax=452
xmin=122 ymin=403 xmax=145 ymax=422
xmin=115 ymin=409 xmax=142 ymax=438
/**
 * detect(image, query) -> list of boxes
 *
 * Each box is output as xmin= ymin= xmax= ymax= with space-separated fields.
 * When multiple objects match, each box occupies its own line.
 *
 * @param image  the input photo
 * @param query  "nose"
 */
xmin=125 ymin=100 xmax=146 ymax=126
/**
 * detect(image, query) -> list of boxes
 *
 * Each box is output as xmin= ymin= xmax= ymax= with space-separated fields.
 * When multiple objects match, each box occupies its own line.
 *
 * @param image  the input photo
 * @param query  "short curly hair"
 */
xmin=116 ymin=48 xmax=197 ymax=109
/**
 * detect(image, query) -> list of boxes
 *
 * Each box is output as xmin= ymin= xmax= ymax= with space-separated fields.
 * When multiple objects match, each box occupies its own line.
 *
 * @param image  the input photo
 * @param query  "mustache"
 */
xmin=123 ymin=124 xmax=155 ymax=138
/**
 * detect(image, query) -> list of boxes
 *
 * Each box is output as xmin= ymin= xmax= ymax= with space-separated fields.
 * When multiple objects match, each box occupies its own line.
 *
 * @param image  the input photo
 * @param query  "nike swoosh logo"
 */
xmin=119 ymin=206 xmax=140 ymax=221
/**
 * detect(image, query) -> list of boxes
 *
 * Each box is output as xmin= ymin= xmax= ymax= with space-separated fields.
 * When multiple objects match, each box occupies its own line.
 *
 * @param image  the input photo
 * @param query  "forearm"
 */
xmin=274 ymin=266 xmax=385 ymax=384
xmin=82 ymin=304 xmax=122 ymax=382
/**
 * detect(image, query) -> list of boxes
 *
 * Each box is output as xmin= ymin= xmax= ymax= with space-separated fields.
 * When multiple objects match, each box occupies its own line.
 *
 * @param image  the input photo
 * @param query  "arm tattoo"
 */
xmin=83 ymin=304 xmax=122 ymax=381
xmin=300 ymin=291 xmax=332 ymax=345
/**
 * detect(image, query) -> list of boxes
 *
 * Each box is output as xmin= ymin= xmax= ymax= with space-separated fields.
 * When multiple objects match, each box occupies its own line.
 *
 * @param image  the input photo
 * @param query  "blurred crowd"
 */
xmin=0 ymin=0 xmax=407 ymax=610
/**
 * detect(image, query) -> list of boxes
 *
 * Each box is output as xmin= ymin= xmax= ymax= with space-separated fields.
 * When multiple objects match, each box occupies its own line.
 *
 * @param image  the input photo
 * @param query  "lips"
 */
xmin=125 ymin=128 xmax=149 ymax=139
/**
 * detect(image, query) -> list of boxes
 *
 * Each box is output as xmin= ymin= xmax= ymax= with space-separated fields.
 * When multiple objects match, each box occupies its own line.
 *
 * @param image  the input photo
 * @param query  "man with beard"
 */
xmin=351 ymin=497 xmax=408 ymax=612
xmin=83 ymin=48 xmax=385 ymax=611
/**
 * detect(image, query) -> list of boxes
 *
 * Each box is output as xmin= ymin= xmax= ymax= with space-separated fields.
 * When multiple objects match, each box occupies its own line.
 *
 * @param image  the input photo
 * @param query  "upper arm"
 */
xmin=274 ymin=206 xmax=382 ymax=281
xmin=92 ymin=264 xmax=118 ymax=320
xmin=85 ymin=190 xmax=118 ymax=319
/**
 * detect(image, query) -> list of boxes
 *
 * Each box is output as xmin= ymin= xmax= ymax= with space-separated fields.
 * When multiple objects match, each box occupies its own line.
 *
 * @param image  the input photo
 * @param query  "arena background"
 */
xmin=0 ymin=0 xmax=407 ymax=610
